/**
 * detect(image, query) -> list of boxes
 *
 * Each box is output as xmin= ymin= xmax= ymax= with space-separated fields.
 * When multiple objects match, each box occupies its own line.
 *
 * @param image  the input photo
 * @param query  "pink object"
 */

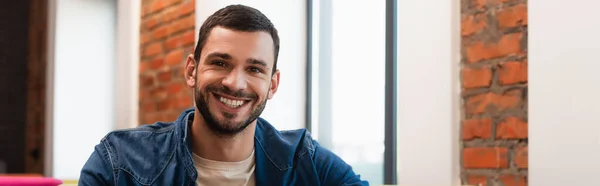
xmin=0 ymin=177 xmax=63 ymax=186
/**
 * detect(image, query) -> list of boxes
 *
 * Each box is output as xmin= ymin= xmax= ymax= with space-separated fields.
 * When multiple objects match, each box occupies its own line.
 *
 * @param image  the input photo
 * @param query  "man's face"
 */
xmin=185 ymin=26 xmax=280 ymax=137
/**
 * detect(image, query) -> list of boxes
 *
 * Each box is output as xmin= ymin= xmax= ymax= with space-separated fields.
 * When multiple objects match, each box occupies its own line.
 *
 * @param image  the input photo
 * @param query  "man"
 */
xmin=79 ymin=4 xmax=368 ymax=186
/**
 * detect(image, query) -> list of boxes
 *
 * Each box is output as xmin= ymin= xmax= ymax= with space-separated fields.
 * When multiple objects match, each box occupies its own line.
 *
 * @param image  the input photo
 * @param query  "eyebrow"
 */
xmin=247 ymin=58 xmax=267 ymax=68
xmin=205 ymin=52 xmax=268 ymax=68
xmin=205 ymin=52 xmax=232 ymax=60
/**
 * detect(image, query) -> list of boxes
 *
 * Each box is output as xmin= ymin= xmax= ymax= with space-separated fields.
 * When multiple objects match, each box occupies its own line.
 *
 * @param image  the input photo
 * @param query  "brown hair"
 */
xmin=193 ymin=5 xmax=280 ymax=75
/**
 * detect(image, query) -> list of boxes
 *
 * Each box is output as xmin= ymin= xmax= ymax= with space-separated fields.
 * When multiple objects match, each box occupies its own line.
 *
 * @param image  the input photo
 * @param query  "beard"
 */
xmin=194 ymin=83 xmax=268 ymax=138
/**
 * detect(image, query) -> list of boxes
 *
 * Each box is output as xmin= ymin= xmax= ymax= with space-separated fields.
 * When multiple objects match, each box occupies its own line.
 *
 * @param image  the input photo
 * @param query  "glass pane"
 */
xmin=329 ymin=0 xmax=386 ymax=184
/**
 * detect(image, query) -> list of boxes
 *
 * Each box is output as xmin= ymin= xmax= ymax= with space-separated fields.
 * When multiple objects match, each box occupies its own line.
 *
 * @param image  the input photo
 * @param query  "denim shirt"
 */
xmin=79 ymin=108 xmax=369 ymax=186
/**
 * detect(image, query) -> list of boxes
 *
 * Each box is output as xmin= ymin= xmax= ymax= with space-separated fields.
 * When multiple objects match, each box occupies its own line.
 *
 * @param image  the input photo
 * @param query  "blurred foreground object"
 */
xmin=0 ymin=174 xmax=62 ymax=186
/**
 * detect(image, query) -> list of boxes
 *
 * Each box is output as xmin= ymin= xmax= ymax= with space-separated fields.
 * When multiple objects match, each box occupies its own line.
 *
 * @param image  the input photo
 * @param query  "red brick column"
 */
xmin=460 ymin=0 xmax=528 ymax=185
xmin=139 ymin=0 xmax=196 ymax=124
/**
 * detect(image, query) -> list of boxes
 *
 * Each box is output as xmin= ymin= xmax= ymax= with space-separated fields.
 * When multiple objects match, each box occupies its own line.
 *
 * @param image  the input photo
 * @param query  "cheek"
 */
xmin=250 ymin=80 xmax=272 ymax=98
xmin=195 ymin=72 xmax=221 ymax=88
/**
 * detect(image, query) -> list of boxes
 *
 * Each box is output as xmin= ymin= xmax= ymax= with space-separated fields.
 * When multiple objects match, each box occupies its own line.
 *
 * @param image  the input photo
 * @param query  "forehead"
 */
xmin=201 ymin=26 xmax=275 ymax=64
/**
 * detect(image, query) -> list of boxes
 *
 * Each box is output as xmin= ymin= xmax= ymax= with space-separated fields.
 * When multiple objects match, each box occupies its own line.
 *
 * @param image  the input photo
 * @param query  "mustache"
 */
xmin=206 ymin=85 xmax=258 ymax=100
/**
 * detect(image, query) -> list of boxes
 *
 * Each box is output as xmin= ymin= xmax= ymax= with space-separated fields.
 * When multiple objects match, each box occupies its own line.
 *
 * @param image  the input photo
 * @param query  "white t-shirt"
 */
xmin=192 ymin=150 xmax=256 ymax=186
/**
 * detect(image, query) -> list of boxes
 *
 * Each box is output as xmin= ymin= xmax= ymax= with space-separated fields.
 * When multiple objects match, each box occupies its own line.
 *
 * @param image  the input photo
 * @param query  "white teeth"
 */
xmin=219 ymin=96 xmax=244 ymax=108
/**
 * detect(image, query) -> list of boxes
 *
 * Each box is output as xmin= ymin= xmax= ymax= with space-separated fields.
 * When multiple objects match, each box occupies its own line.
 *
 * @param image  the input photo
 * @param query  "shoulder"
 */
xmin=255 ymin=118 xmax=368 ymax=185
xmin=100 ymin=121 xmax=178 ymax=153
xmin=256 ymin=117 xmax=316 ymax=151
xmin=254 ymin=118 xmax=316 ymax=168
xmin=280 ymin=128 xmax=317 ymax=157
xmin=95 ymin=121 xmax=180 ymax=183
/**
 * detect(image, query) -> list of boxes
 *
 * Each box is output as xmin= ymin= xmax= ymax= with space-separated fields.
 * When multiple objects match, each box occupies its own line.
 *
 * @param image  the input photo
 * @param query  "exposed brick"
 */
xmin=499 ymin=175 xmax=526 ymax=186
xmin=142 ymin=17 xmax=159 ymax=30
xmin=140 ymin=74 xmax=155 ymax=87
xmin=473 ymin=0 xmax=510 ymax=10
xmin=166 ymin=83 xmax=186 ymax=94
xmin=164 ymin=35 xmax=181 ymax=50
xmin=473 ymin=0 xmax=487 ymax=10
xmin=141 ymin=101 xmax=156 ymax=112
xmin=465 ymin=91 xmax=521 ymax=115
xmin=499 ymin=89 xmax=522 ymax=109
xmin=141 ymin=5 xmax=149 ymax=18
xmin=152 ymin=26 xmax=169 ymax=40
xmin=462 ymin=66 xmax=493 ymax=89
xmin=148 ymin=0 xmax=167 ymax=14
xmin=175 ymin=94 xmax=193 ymax=109
xmin=168 ymin=0 xmax=183 ymax=6
xmin=167 ymin=15 xmax=195 ymax=36
xmin=149 ymin=58 xmax=165 ymax=70
xmin=165 ymin=49 xmax=184 ymax=66
xmin=157 ymin=70 xmax=172 ymax=82
xmin=497 ymin=4 xmax=528 ymax=29
xmin=497 ymin=116 xmax=528 ymax=139
xmin=463 ymin=147 xmax=509 ymax=168
xmin=462 ymin=118 xmax=493 ymax=140
xmin=462 ymin=0 xmax=527 ymax=184
xmin=465 ymin=33 xmax=522 ymax=63
xmin=140 ymin=0 xmax=195 ymax=126
xmin=141 ymin=112 xmax=156 ymax=125
xmin=165 ymin=111 xmax=182 ymax=121
xmin=170 ymin=67 xmax=185 ymax=81
xmin=181 ymin=30 xmax=196 ymax=46
xmin=139 ymin=61 xmax=149 ymax=72
xmin=515 ymin=146 xmax=528 ymax=168
xmin=156 ymin=99 xmax=173 ymax=111
xmin=165 ymin=30 xmax=195 ymax=50
xmin=462 ymin=14 xmax=487 ymax=36
xmin=158 ymin=112 xmax=172 ymax=122
xmin=498 ymin=61 xmax=527 ymax=85
xmin=150 ymin=86 xmax=168 ymax=100
xmin=140 ymin=33 xmax=152 ymax=46
xmin=180 ymin=0 xmax=195 ymax=15
xmin=139 ymin=87 xmax=151 ymax=100
xmin=161 ymin=7 xmax=180 ymax=23
xmin=467 ymin=175 xmax=488 ymax=186
xmin=144 ymin=43 xmax=163 ymax=57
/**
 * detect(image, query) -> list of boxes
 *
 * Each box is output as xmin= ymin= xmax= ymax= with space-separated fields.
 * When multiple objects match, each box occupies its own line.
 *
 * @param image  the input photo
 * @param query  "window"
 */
xmin=308 ymin=0 xmax=393 ymax=184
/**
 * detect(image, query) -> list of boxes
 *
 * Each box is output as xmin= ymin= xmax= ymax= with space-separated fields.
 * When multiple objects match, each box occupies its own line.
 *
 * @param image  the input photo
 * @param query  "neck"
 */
xmin=190 ymin=110 xmax=256 ymax=162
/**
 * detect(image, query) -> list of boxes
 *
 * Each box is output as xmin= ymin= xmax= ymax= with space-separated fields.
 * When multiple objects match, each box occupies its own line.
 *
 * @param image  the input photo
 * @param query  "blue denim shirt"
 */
xmin=79 ymin=108 xmax=369 ymax=185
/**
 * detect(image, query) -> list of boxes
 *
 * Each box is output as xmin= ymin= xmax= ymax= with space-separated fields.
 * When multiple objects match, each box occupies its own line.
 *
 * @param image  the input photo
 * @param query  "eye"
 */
xmin=248 ymin=67 xmax=264 ymax=73
xmin=211 ymin=60 xmax=227 ymax=67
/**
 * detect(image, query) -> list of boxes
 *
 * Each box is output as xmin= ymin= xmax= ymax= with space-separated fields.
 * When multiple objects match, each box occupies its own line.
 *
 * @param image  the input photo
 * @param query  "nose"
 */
xmin=221 ymin=68 xmax=248 ymax=92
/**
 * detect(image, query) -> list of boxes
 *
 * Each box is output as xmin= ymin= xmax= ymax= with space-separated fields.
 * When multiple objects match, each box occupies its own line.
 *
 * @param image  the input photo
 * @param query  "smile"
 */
xmin=213 ymin=93 xmax=250 ymax=109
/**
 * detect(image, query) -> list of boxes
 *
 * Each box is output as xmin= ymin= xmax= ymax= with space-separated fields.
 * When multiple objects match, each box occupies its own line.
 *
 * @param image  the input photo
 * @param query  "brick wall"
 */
xmin=139 ymin=0 xmax=195 ymax=125
xmin=460 ymin=0 xmax=528 ymax=185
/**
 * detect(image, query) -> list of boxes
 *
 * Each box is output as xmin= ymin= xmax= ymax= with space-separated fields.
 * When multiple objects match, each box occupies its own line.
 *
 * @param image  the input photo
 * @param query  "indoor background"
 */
xmin=0 ymin=0 xmax=598 ymax=186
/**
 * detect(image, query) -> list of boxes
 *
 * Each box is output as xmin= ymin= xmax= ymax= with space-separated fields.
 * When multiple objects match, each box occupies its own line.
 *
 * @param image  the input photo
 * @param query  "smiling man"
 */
xmin=79 ymin=4 xmax=368 ymax=186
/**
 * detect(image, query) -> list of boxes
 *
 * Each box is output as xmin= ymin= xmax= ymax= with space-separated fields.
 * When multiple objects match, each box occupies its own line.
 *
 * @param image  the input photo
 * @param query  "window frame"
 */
xmin=305 ymin=0 xmax=398 ymax=184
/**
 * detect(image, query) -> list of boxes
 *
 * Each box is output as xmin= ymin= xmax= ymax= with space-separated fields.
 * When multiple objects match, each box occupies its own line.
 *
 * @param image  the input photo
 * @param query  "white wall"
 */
xmin=115 ymin=0 xmax=141 ymax=129
xmin=529 ymin=0 xmax=600 ymax=185
xmin=52 ymin=0 xmax=116 ymax=179
xmin=396 ymin=0 xmax=461 ymax=185
xmin=196 ymin=0 xmax=306 ymax=130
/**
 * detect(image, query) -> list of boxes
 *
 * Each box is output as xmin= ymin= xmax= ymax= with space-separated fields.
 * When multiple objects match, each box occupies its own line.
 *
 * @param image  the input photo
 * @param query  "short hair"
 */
xmin=193 ymin=5 xmax=280 ymax=75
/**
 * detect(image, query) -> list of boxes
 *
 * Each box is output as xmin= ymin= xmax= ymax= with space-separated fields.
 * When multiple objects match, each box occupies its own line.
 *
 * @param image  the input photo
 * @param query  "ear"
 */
xmin=267 ymin=69 xmax=280 ymax=99
xmin=184 ymin=54 xmax=197 ymax=88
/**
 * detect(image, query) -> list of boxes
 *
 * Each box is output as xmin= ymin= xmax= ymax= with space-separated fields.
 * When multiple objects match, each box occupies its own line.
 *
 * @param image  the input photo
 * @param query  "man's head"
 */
xmin=184 ymin=5 xmax=280 ymax=137
xmin=193 ymin=5 xmax=280 ymax=74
